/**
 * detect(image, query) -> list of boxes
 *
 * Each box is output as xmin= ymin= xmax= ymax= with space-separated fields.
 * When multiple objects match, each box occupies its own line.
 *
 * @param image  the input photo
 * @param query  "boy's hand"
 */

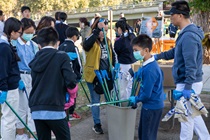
xmin=0 ymin=91 xmax=8 ymax=104
xmin=18 ymin=80 xmax=25 ymax=91
xmin=182 ymin=89 xmax=191 ymax=100
xmin=64 ymin=98 xmax=74 ymax=110
xmin=129 ymin=96 xmax=136 ymax=104
xmin=67 ymin=84 xmax=78 ymax=98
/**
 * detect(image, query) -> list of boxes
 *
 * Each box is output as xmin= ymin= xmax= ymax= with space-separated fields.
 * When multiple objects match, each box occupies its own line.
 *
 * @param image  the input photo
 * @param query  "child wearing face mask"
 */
xmin=58 ymin=27 xmax=83 ymax=121
xmin=15 ymin=18 xmax=38 ymax=140
xmin=129 ymin=34 xmax=164 ymax=140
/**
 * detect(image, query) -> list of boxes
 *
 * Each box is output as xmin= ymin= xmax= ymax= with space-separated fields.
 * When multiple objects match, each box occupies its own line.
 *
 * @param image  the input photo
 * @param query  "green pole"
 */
xmin=80 ymin=81 xmax=91 ymax=103
xmin=5 ymin=101 xmax=38 ymax=140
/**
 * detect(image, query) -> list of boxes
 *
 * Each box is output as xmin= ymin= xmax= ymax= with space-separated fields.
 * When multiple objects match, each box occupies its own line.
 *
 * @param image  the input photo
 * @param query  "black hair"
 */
xmin=37 ymin=27 xmax=59 ymax=47
xmin=59 ymin=12 xmax=67 ymax=22
xmin=21 ymin=6 xmax=31 ymax=13
xmin=21 ymin=18 xmax=36 ymax=31
xmin=36 ymin=16 xmax=56 ymax=32
xmin=172 ymin=1 xmax=190 ymax=18
xmin=55 ymin=11 xmax=61 ymax=20
xmin=131 ymin=34 xmax=153 ymax=52
xmin=3 ymin=17 xmax=22 ymax=61
xmin=3 ymin=17 xmax=22 ymax=41
xmin=65 ymin=26 xmax=80 ymax=38
xmin=0 ymin=10 xmax=3 ymax=16
xmin=79 ymin=17 xmax=90 ymax=26
xmin=115 ymin=19 xmax=134 ymax=40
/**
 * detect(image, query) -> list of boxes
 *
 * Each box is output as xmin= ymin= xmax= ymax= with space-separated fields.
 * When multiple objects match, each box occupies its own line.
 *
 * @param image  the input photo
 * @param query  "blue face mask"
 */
xmin=133 ymin=51 xmax=144 ymax=61
xmin=22 ymin=33 xmax=33 ymax=41
xmin=11 ymin=39 xmax=18 ymax=46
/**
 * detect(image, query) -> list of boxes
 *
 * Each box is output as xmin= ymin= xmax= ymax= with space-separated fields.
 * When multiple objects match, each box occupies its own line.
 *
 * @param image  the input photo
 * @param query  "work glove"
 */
xmin=173 ymin=90 xmax=183 ymax=100
xmin=182 ymin=89 xmax=191 ymax=100
xmin=18 ymin=80 xmax=25 ymax=91
xmin=129 ymin=96 xmax=137 ymax=109
xmin=0 ymin=91 xmax=8 ymax=104
xmin=67 ymin=84 xmax=78 ymax=98
xmin=64 ymin=97 xmax=75 ymax=110
xmin=129 ymin=96 xmax=136 ymax=104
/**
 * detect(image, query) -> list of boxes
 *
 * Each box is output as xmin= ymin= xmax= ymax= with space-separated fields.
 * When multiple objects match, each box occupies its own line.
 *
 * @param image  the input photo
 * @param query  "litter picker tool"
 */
xmin=5 ymin=101 xmax=38 ymax=140
xmin=94 ymin=70 xmax=110 ymax=101
xmin=80 ymin=81 xmax=91 ymax=103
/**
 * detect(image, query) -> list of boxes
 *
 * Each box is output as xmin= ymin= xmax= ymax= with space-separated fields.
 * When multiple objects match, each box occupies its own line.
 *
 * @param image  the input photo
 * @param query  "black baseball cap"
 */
xmin=164 ymin=1 xmax=190 ymax=16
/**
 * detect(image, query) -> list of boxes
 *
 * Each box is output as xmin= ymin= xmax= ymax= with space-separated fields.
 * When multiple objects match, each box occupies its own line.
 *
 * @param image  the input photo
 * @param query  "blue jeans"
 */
xmin=86 ymin=82 xmax=101 ymax=125
xmin=139 ymin=108 xmax=163 ymax=140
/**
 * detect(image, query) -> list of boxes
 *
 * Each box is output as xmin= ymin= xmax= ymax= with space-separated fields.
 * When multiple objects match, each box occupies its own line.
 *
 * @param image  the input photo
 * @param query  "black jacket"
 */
xmin=55 ymin=23 xmax=69 ymax=45
xmin=0 ymin=41 xmax=20 ymax=91
xmin=29 ymin=47 xmax=77 ymax=112
xmin=59 ymin=40 xmax=83 ymax=81
xmin=114 ymin=33 xmax=137 ymax=64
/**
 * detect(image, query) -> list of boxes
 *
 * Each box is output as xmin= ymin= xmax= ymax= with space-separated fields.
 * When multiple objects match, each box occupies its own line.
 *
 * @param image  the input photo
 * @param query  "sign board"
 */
xmin=140 ymin=17 xmax=162 ymax=38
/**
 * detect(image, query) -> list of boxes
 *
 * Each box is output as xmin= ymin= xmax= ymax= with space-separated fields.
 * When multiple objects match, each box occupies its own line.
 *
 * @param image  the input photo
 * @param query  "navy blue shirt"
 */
xmin=114 ymin=33 xmax=136 ymax=64
xmin=0 ymin=36 xmax=20 ymax=91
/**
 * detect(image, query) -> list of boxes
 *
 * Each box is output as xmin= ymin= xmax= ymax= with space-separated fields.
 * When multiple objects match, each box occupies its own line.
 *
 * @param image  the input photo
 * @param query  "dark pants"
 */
xmin=139 ymin=108 xmax=163 ymax=140
xmin=34 ymin=118 xmax=70 ymax=140
xmin=69 ymin=98 xmax=76 ymax=114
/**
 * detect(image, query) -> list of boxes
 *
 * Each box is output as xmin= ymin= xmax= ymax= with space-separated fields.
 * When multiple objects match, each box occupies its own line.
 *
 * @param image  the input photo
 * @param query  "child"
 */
xmin=129 ymin=34 xmax=164 ymax=140
xmin=0 ymin=17 xmax=22 ymax=140
xmin=29 ymin=27 xmax=77 ymax=140
xmin=59 ymin=26 xmax=83 ymax=120
xmin=16 ymin=17 xmax=38 ymax=140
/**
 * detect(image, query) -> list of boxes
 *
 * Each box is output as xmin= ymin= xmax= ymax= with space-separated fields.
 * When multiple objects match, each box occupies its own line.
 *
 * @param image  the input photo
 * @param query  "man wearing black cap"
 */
xmin=21 ymin=6 xmax=31 ymax=19
xmin=155 ymin=1 xmax=210 ymax=140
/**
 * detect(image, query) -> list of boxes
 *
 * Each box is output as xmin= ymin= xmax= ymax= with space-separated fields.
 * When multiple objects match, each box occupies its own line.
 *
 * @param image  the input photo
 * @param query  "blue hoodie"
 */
xmin=156 ymin=24 xmax=204 ymax=90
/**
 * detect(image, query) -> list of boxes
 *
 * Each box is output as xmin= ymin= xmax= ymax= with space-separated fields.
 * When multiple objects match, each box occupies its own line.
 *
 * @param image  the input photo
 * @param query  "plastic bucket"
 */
xmin=106 ymin=105 xmax=137 ymax=140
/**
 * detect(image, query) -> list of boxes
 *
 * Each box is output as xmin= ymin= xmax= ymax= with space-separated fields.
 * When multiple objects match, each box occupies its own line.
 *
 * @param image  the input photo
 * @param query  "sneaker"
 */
xmin=92 ymin=123 xmax=104 ymax=134
xmin=69 ymin=112 xmax=81 ymax=121
xmin=51 ymin=131 xmax=56 ymax=139
xmin=16 ymin=134 xmax=29 ymax=140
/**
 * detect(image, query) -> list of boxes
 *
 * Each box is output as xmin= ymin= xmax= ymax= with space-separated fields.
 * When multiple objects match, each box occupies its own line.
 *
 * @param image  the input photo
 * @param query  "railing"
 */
xmin=52 ymin=2 xmax=161 ymax=15
xmin=33 ymin=2 xmax=162 ymax=20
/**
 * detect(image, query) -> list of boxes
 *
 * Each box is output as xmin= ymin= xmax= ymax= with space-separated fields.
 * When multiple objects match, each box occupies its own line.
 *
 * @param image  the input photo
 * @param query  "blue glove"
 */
xmin=129 ymin=96 xmax=136 ymax=104
xmin=173 ymin=90 xmax=183 ymax=100
xmin=0 ymin=91 xmax=8 ymax=104
xmin=67 ymin=52 xmax=78 ymax=60
xmin=66 ymin=92 xmax=70 ymax=103
xmin=19 ymin=80 xmax=25 ymax=91
xmin=182 ymin=89 xmax=191 ymax=100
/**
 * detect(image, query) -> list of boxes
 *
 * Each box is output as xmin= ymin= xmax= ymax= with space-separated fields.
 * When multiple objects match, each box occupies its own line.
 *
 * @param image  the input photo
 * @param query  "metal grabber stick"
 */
xmin=5 ymin=101 xmax=38 ymax=140
xmin=79 ymin=81 xmax=91 ymax=103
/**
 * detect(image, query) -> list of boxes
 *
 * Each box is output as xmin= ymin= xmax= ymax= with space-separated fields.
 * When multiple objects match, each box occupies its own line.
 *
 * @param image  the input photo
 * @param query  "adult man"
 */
xmin=155 ymin=1 xmax=210 ymax=140
xmin=0 ymin=10 xmax=5 ymax=36
xmin=21 ymin=6 xmax=31 ymax=19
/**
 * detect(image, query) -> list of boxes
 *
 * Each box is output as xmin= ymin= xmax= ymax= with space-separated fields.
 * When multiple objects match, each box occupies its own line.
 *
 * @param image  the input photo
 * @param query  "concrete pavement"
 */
xmin=71 ymin=65 xmax=210 ymax=140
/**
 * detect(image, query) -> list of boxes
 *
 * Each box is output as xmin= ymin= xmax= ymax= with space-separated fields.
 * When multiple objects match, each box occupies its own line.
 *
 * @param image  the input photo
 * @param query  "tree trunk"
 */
xmin=192 ymin=12 xmax=210 ymax=64
xmin=191 ymin=12 xmax=210 ymax=33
